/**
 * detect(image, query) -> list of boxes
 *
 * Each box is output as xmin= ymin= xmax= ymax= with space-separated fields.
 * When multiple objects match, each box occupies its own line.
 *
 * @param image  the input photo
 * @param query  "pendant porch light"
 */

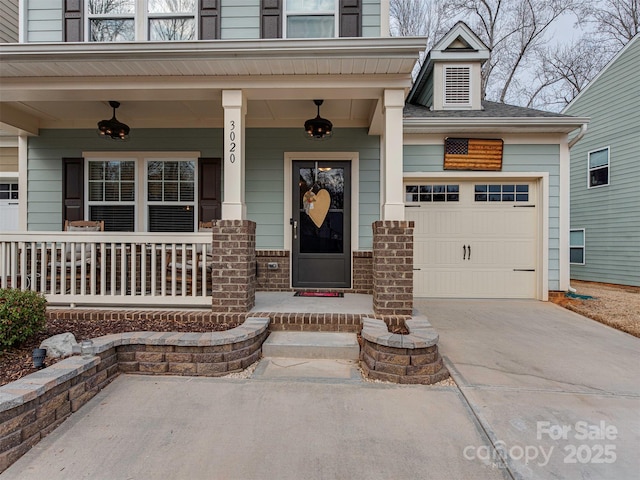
xmin=98 ymin=101 xmax=130 ymax=140
xmin=304 ymin=99 xmax=333 ymax=140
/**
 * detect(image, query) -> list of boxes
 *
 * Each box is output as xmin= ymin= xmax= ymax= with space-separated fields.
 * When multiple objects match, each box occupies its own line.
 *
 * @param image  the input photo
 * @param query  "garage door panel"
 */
xmin=407 ymin=180 xmax=538 ymax=299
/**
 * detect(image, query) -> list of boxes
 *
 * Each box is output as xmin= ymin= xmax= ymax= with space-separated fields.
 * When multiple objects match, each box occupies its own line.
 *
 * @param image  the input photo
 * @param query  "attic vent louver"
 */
xmin=444 ymin=66 xmax=471 ymax=105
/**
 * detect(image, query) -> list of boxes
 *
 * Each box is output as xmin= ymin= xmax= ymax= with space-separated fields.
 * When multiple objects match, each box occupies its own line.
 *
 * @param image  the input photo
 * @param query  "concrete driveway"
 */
xmin=419 ymin=299 xmax=640 ymax=480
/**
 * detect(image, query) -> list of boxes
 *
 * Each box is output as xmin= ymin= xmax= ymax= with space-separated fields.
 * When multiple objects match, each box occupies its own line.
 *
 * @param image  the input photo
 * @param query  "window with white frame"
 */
xmin=88 ymin=159 xmax=137 ymax=231
xmin=285 ymin=0 xmax=337 ymax=38
xmin=570 ymin=229 xmax=585 ymax=264
xmin=444 ymin=65 xmax=471 ymax=107
xmin=146 ymin=159 xmax=195 ymax=232
xmin=588 ymin=147 xmax=609 ymax=188
xmin=87 ymin=0 xmax=196 ymax=42
xmin=86 ymin=156 xmax=197 ymax=232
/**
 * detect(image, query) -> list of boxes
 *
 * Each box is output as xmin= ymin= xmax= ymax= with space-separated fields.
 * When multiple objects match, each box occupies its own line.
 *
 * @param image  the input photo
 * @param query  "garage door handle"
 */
xmin=513 ymin=269 xmax=535 ymax=272
xmin=413 ymin=268 xmax=421 ymax=271
xmin=468 ymin=245 xmax=471 ymax=260
xmin=463 ymin=245 xmax=467 ymax=260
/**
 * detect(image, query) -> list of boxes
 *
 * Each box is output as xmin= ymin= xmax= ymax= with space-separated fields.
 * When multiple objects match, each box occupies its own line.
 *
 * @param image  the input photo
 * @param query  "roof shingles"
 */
xmin=404 ymin=101 xmax=571 ymax=119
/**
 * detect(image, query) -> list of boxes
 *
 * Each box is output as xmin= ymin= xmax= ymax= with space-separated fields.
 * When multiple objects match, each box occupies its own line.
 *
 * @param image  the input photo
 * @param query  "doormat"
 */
xmin=294 ymin=291 xmax=344 ymax=298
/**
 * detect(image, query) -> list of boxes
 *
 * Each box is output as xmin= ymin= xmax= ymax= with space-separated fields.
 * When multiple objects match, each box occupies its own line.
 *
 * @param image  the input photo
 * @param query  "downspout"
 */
xmin=566 ymin=123 xmax=588 ymax=293
xmin=568 ymin=123 xmax=588 ymax=149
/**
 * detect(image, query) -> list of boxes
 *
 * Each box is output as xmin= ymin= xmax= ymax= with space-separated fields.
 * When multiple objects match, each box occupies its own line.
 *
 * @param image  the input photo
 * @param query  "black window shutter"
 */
xmin=62 ymin=158 xmax=84 ymax=228
xmin=63 ymin=0 xmax=83 ymax=42
xmin=339 ymin=0 xmax=361 ymax=37
xmin=200 ymin=0 xmax=221 ymax=40
xmin=261 ymin=0 xmax=282 ymax=39
xmin=198 ymin=158 xmax=222 ymax=223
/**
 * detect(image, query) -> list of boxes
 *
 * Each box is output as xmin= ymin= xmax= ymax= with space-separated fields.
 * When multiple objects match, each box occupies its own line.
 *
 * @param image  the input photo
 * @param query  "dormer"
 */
xmin=407 ymin=22 xmax=490 ymax=111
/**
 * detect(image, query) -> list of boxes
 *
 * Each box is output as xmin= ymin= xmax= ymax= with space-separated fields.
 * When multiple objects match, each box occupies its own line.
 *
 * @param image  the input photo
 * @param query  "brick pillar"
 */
xmin=210 ymin=220 xmax=256 ymax=313
xmin=372 ymin=220 xmax=414 ymax=316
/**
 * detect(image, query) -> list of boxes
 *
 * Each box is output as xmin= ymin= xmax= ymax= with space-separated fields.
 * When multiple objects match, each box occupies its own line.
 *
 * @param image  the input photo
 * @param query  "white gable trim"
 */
xmin=430 ymin=21 xmax=490 ymax=62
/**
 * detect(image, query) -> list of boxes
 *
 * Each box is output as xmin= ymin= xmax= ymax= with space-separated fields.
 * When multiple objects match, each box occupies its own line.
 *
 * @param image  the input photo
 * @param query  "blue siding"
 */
xmin=24 ymin=0 xmax=381 ymax=42
xmin=403 ymin=143 xmax=562 ymax=291
xmin=27 ymin=128 xmax=379 ymax=250
xmin=362 ymin=0 xmax=382 ymax=37
xmin=27 ymin=129 xmax=222 ymax=231
xmin=26 ymin=0 xmax=62 ymax=42
xmin=245 ymin=128 xmax=379 ymax=249
xmin=221 ymin=0 xmax=260 ymax=40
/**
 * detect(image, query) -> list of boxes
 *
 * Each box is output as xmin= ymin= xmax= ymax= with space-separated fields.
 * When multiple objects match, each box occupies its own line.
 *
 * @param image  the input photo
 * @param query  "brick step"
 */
xmin=262 ymin=331 xmax=360 ymax=360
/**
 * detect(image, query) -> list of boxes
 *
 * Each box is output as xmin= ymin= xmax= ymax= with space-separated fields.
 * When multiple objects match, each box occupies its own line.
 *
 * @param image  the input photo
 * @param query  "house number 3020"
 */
xmin=229 ymin=120 xmax=236 ymax=163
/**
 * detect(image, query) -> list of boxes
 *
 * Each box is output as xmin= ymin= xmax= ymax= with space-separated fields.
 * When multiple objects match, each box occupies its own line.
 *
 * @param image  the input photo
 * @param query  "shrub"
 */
xmin=0 ymin=288 xmax=47 ymax=349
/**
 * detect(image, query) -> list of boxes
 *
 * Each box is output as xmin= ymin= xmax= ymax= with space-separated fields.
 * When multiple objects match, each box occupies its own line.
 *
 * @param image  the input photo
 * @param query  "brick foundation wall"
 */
xmin=256 ymin=250 xmax=290 ymax=291
xmin=372 ymin=221 xmax=414 ymax=316
xmin=255 ymin=250 xmax=373 ymax=294
xmin=352 ymin=251 xmax=373 ymax=294
xmin=210 ymin=220 xmax=256 ymax=313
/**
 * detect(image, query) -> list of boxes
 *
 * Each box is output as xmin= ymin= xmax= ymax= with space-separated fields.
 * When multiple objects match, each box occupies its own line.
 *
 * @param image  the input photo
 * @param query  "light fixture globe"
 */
xmin=98 ymin=101 xmax=130 ymax=140
xmin=304 ymin=99 xmax=333 ymax=140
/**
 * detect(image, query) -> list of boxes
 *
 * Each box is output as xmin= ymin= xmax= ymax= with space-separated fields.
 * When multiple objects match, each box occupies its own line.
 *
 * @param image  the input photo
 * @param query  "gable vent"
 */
xmin=444 ymin=66 xmax=471 ymax=105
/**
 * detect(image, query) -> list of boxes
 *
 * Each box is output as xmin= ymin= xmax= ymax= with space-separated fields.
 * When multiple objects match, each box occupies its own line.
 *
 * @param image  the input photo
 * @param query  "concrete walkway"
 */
xmin=419 ymin=299 xmax=640 ymax=480
xmin=3 ymin=300 xmax=639 ymax=479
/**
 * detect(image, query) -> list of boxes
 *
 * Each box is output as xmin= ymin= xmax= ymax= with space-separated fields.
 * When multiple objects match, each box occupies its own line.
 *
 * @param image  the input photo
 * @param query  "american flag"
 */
xmin=444 ymin=138 xmax=504 ymax=171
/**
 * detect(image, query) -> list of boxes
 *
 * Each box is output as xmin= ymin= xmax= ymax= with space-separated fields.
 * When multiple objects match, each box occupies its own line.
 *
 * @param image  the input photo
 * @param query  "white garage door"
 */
xmin=405 ymin=181 xmax=537 ymax=298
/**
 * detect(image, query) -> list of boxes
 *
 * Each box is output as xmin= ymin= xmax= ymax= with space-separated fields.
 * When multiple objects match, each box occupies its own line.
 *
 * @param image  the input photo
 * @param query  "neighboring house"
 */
xmin=0 ymin=0 xmax=19 ymax=232
xmin=0 ymin=0 xmax=18 ymax=44
xmin=563 ymin=36 xmax=640 ymax=287
xmin=0 ymin=2 xmax=586 ymax=313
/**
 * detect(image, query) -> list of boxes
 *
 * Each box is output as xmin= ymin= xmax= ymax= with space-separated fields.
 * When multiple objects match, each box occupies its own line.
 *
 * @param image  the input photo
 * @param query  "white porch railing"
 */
xmin=0 ymin=232 xmax=214 ymax=307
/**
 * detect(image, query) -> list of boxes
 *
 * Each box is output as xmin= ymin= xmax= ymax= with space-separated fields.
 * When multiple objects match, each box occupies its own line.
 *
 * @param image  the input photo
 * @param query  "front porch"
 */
xmin=1 ymin=219 xmax=415 ymax=324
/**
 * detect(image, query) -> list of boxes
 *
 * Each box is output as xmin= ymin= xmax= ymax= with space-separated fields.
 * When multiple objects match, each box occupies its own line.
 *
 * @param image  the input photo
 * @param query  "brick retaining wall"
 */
xmin=0 ymin=318 xmax=270 ymax=473
xmin=360 ymin=317 xmax=449 ymax=385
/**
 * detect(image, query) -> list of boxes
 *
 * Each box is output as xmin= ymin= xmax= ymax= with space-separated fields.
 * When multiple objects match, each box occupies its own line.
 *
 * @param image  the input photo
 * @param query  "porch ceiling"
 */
xmin=0 ymin=38 xmax=425 ymax=135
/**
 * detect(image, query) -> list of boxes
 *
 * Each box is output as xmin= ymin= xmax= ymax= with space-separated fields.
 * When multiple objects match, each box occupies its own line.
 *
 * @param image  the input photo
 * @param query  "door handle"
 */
xmin=468 ymin=245 xmax=471 ymax=260
xmin=290 ymin=218 xmax=297 ymax=240
xmin=463 ymin=245 xmax=467 ymax=260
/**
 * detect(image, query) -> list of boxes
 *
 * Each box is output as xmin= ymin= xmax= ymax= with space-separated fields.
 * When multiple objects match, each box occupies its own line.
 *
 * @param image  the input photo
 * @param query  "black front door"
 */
xmin=292 ymin=161 xmax=351 ymax=288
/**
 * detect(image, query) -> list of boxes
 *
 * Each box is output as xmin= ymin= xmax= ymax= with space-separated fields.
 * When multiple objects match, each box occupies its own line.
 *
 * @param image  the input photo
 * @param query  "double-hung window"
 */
xmin=147 ymin=159 xmax=196 ymax=232
xmin=284 ymin=0 xmax=337 ymax=38
xmin=588 ymin=147 xmax=609 ymax=188
xmin=88 ymin=159 xmax=136 ymax=231
xmin=87 ymin=0 xmax=197 ymax=42
xmin=87 ymin=0 xmax=136 ymax=42
xmin=86 ymin=156 xmax=197 ymax=232
xmin=147 ymin=0 xmax=196 ymax=41
xmin=570 ymin=229 xmax=585 ymax=265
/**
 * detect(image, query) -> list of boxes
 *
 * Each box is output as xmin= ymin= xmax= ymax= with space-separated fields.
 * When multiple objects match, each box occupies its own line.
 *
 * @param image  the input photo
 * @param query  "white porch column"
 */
xmin=222 ymin=90 xmax=247 ymax=219
xmin=381 ymin=89 xmax=405 ymax=220
xmin=18 ymin=135 xmax=28 ymax=230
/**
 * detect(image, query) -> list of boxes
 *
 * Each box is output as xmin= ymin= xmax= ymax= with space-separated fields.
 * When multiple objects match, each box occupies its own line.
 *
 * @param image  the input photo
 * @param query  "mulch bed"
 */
xmin=0 ymin=317 xmax=239 ymax=387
